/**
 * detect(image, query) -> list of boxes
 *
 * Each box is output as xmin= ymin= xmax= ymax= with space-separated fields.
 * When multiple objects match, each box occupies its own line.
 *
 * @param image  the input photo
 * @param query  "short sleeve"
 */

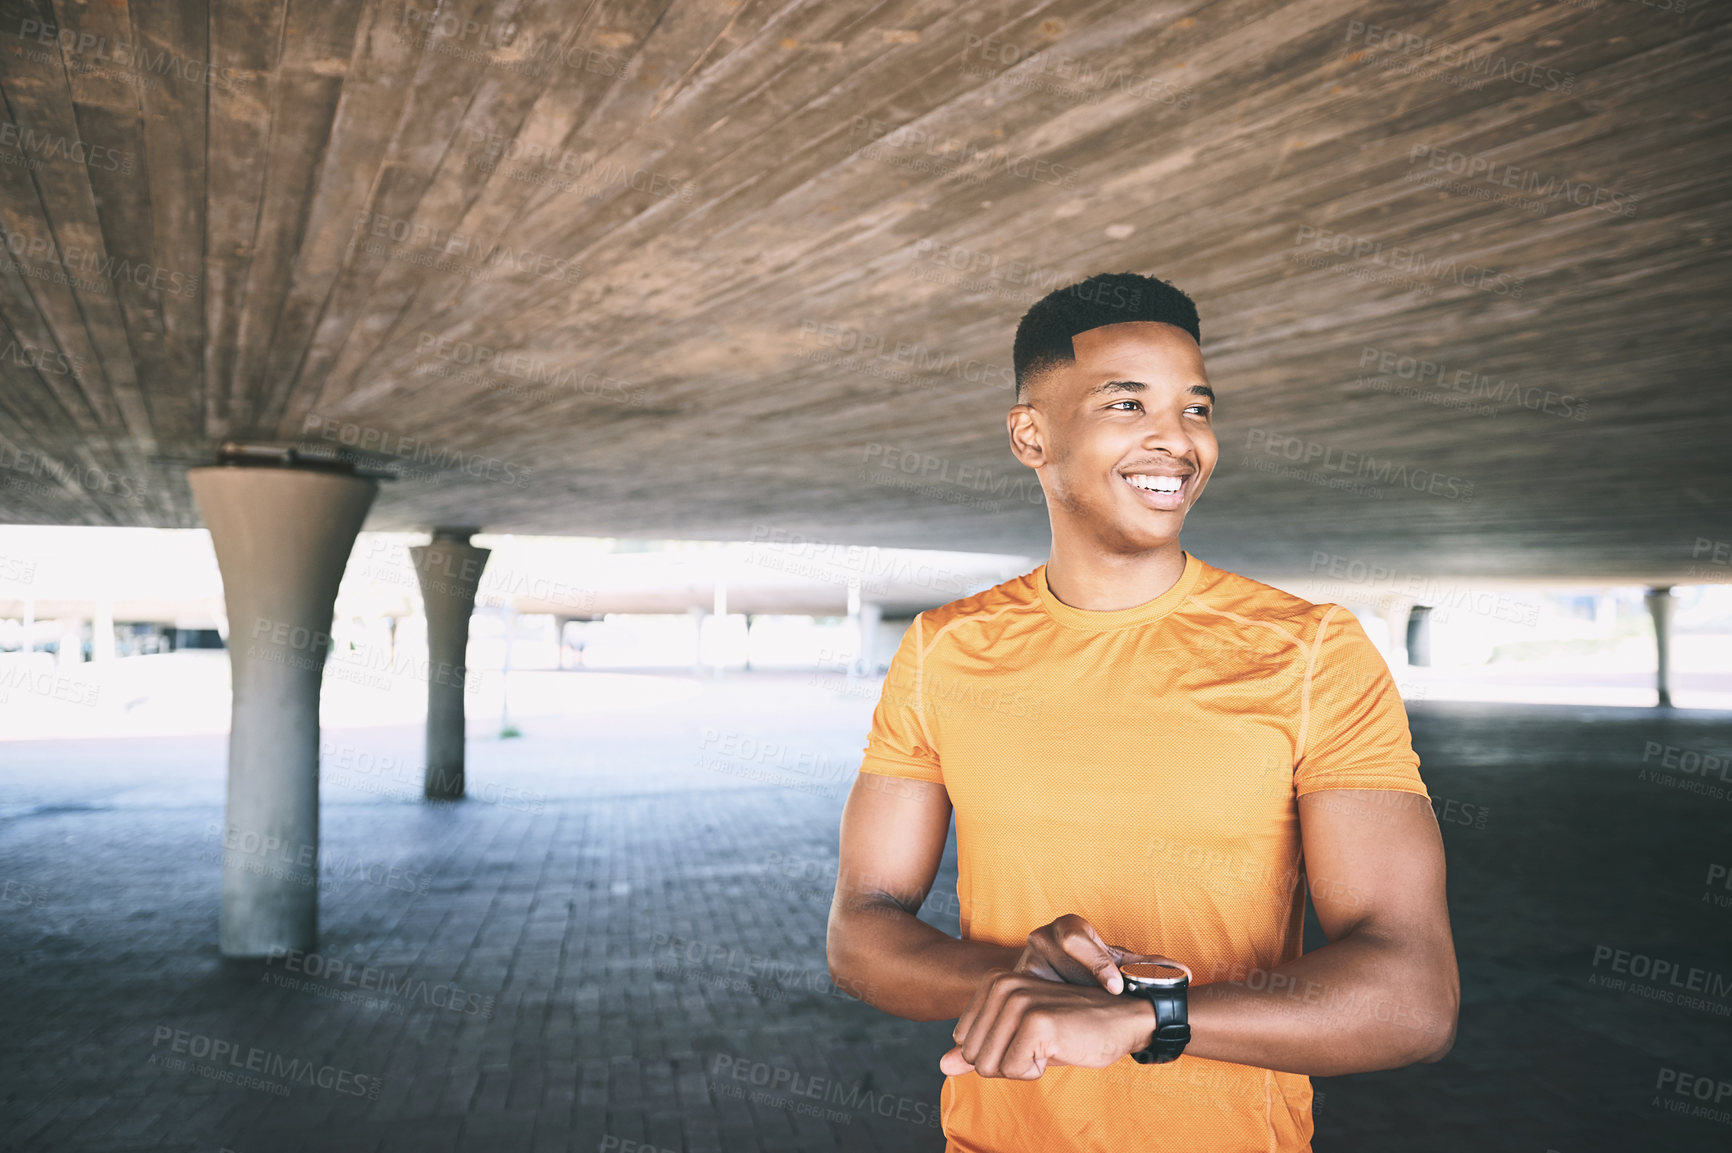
xmin=1293 ymin=606 xmax=1428 ymax=798
xmin=858 ymin=612 xmax=944 ymax=785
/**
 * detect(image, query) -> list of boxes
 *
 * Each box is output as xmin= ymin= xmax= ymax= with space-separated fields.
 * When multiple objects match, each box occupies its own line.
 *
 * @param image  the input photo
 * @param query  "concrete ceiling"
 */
xmin=0 ymin=0 xmax=1728 ymax=582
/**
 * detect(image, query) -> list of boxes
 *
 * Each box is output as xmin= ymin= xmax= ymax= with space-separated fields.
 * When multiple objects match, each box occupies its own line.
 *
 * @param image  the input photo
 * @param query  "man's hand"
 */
xmin=939 ymin=968 xmax=1156 ymax=1079
xmin=1015 ymin=913 xmax=1181 ymax=994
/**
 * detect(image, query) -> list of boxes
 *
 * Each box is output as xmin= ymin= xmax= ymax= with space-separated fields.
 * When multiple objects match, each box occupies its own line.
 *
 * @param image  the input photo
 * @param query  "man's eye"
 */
xmin=1186 ymin=405 xmax=1212 ymax=416
xmin=1108 ymin=400 xmax=1142 ymax=411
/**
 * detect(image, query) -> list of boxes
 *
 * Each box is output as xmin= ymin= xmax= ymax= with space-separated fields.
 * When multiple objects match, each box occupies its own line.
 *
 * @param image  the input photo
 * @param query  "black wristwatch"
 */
xmin=1120 ymin=960 xmax=1191 ymax=1064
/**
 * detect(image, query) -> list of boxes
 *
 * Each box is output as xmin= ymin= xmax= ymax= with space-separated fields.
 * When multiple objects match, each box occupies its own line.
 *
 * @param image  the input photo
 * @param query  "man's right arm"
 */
xmin=826 ymin=771 xmax=1021 ymax=1022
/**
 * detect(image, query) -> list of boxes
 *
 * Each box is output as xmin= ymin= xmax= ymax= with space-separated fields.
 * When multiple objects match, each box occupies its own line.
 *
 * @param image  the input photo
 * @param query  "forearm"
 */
xmin=827 ymin=898 xmax=1020 ymax=1021
xmin=1180 ymin=931 xmax=1458 ymax=1076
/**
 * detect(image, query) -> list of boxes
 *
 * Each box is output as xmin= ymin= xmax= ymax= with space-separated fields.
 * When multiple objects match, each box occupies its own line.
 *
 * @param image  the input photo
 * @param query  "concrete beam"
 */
xmin=189 ymin=464 xmax=377 ymax=958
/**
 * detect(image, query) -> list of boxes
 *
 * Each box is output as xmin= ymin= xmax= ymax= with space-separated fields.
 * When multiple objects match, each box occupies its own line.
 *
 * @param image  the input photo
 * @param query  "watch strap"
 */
xmin=1126 ymin=982 xmax=1190 ymax=1064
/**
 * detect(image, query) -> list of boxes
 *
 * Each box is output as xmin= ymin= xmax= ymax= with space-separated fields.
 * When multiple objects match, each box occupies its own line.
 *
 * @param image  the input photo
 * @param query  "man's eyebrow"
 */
xmin=1086 ymin=380 xmax=1216 ymax=403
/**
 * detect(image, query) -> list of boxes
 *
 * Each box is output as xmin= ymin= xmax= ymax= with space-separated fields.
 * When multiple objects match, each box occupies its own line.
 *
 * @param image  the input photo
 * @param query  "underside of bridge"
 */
xmin=0 ymin=0 xmax=1726 ymax=579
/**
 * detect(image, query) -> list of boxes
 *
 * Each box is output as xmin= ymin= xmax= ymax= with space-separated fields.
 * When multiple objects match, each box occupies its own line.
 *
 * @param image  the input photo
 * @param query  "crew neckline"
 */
xmin=1035 ymin=552 xmax=1204 ymax=631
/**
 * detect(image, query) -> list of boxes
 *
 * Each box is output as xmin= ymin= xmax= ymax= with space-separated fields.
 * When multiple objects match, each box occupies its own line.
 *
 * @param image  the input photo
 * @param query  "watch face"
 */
xmin=1121 ymin=961 xmax=1189 ymax=987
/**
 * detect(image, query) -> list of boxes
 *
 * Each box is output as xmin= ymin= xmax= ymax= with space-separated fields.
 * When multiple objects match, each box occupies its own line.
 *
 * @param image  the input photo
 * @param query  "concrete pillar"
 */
xmin=57 ymin=616 xmax=83 ymax=666
xmin=498 ymin=604 xmax=519 ymax=737
xmin=710 ymin=579 xmax=727 ymax=678
xmin=844 ymin=579 xmax=862 ymax=682
xmin=189 ymin=463 xmax=377 ymax=958
xmin=855 ymin=602 xmax=884 ymax=676
xmin=1646 ymin=586 xmax=1674 ymax=708
xmin=92 ymin=599 xmax=115 ymax=662
xmin=1377 ymin=597 xmax=1415 ymax=667
xmin=1406 ymin=605 xmax=1434 ymax=668
xmin=409 ymin=529 xmax=490 ymax=799
xmin=689 ymin=606 xmax=707 ymax=675
xmin=554 ymin=616 xmax=571 ymax=670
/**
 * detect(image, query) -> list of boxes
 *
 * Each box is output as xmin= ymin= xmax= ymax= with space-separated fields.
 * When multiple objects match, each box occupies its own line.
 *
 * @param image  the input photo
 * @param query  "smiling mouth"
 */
xmin=1120 ymin=471 xmax=1191 ymax=511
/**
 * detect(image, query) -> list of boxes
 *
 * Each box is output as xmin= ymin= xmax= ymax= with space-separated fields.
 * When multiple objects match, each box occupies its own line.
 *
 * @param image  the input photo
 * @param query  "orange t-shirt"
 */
xmin=856 ymin=552 xmax=1429 ymax=1153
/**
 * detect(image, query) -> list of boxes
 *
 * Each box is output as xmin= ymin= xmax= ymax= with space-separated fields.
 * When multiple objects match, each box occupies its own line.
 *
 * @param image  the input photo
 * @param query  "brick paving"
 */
xmin=2 ymin=672 xmax=1730 ymax=1152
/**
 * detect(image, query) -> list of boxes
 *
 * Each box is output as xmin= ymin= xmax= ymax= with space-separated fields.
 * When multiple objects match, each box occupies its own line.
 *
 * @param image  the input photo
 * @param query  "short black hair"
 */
xmin=1012 ymin=272 xmax=1201 ymax=400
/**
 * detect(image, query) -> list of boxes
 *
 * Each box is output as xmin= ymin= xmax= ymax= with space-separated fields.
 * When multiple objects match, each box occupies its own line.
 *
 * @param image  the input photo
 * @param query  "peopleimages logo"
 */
xmin=709 ymin=1053 xmax=942 ymax=1128
xmin=150 ymin=1026 xmax=383 ymax=1099
xmin=1407 ymin=144 xmax=1638 ymax=219
xmin=1356 ymin=345 xmax=1587 ymax=420
xmin=1342 ymin=20 xmax=1576 ymax=93
xmin=300 ymin=413 xmax=536 ymax=490
xmin=796 ymin=319 xmax=1016 ymax=391
xmin=16 ymin=18 xmax=250 ymax=92
xmin=1590 ymin=946 xmax=1732 ymax=1001
xmin=849 ymin=116 xmax=1079 ymax=188
xmin=1 ymin=336 xmax=86 ymax=380
xmin=1293 ymin=225 xmax=1525 ymax=298
xmin=264 ymin=947 xmax=496 ymax=1018
xmin=414 ymin=333 xmax=643 ymax=406
xmin=1 ymin=229 xmax=200 ymax=298
xmin=397 ymin=8 xmax=635 ymax=80
xmin=1245 ymin=428 xmax=1475 ymax=501
xmin=0 ymin=122 xmax=133 ymax=173
xmin=351 ymin=210 xmax=582 ymax=283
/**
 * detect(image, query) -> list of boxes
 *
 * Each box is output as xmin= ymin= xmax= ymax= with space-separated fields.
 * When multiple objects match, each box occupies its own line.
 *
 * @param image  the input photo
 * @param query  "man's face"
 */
xmin=1008 ymin=320 xmax=1217 ymax=552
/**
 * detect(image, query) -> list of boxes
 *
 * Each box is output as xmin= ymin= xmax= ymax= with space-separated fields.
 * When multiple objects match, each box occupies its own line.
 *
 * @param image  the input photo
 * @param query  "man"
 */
xmin=825 ymin=272 xmax=1459 ymax=1151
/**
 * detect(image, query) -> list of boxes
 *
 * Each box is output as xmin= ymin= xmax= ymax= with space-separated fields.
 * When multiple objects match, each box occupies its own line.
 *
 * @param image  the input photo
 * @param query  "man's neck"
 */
xmin=1043 ymin=538 xmax=1188 ymax=613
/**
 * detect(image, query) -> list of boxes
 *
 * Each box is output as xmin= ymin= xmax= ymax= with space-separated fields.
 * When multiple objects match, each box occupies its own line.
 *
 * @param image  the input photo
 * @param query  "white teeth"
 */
xmin=1125 ymin=474 xmax=1183 ymax=493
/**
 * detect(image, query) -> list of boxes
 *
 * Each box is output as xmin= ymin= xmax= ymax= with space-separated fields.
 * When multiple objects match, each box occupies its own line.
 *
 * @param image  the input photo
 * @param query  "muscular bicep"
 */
xmin=831 ymin=771 xmax=953 ymax=920
xmin=1298 ymin=789 xmax=1452 ymax=949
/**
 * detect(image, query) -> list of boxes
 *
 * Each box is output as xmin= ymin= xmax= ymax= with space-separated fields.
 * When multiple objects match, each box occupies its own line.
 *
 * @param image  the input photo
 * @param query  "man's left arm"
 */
xmin=1176 ymin=786 xmax=1459 ymax=1074
xmin=943 ymin=788 xmax=1458 ymax=1079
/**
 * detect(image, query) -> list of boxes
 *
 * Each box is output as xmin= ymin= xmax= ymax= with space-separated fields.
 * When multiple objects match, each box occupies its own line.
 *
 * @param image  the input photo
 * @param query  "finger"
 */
xmin=966 ymin=988 xmax=1034 ymax=1079
xmin=1023 ymin=929 xmax=1096 ymax=985
xmin=1011 ymin=943 xmax=1064 ymax=983
xmin=1054 ymin=916 xmax=1123 ymax=993
xmin=956 ymin=969 xmax=1025 ymax=1053
xmin=1109 ymin=949 xmax=1191 ymax=985
xmin=959 ymin=976 xmax=1022 ymax=1070
xmin=938 ymin=1045 xmax=974 ymax=1076
xmin=952 ymin=968 xmax=1002 ymax=1045
xmin=999 ymin=1012 xmax=1054 ymax=1080
xmin=1028 ymin=914 xmax=1116 ymax=986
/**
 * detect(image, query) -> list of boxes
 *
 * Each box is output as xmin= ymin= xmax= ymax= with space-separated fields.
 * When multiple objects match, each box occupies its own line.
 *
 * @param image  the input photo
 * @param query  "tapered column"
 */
xmin=854 ymin=601 xmax=884 ymax=675
xmin=92 ymin=599 xmax=115 ymax=662
xmin=1377 ymin=597 xmax=1415 ymax=667
xmin=189 ymin=463 xmax=377 ymax=958
xmin=1646 ymin=586 xmax=1674 ymax=708
xmin=688 ymin=606 xmax=707 ymax=674
xmin=1406 ymin=605 xmax=1434 ymax=667
xmin=410 ymin=529 xmax=490 ymax=798
xmin=57 ymin=616 xmax=83 ymax=665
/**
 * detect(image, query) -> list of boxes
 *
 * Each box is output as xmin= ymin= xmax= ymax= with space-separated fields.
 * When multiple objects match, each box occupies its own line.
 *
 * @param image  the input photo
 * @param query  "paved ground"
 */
xmin=2 ymin=671 xmax=1730 ymax=1152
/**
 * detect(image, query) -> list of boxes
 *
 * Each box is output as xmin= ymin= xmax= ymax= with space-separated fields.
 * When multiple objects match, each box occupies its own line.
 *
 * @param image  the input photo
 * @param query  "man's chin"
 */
xmin=1097 ymin=515 xmax=1186 ymax=553
xmin=1115 ymin=497 xmax=1191 ymax=540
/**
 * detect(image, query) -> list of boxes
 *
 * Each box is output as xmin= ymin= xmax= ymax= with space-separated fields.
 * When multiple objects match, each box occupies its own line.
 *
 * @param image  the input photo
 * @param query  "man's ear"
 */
xmin=1008 ymin=403 xmax=1046 ymax=467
